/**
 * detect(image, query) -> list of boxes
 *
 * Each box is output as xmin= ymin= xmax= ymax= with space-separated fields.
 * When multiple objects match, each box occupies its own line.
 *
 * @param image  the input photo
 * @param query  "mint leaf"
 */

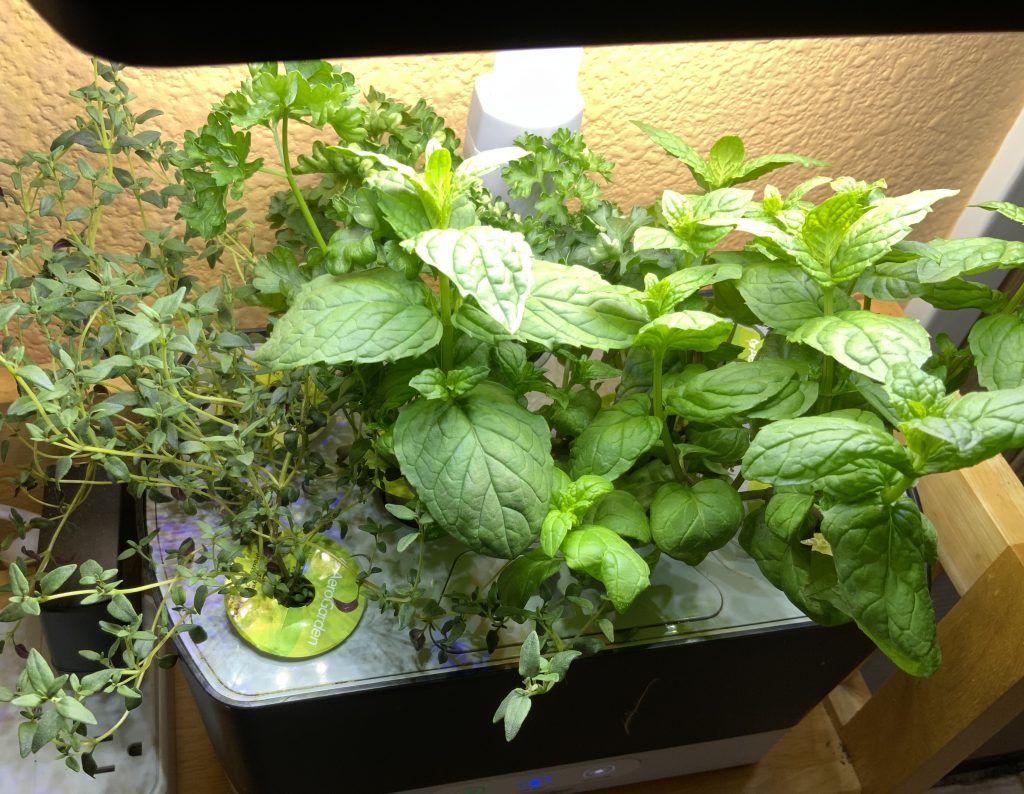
xmin=666 ymin=360 xmax=796 ymax=423
xmin=832 ymin=190 xmax=956 ymax=282
xmin=256 ymin=269 xmax=442 ymax=368
xmin=633 ymin=122 xmax=708 ymax=189
xmin=518 ymin=260 xmax=647 ymax=351
xmin=662 ymin=262 xmax=742 ymax=305
xmin=974 ymin=200 xmax=1024 ymax=225
xmin=635 ymin=311 xmax=734 ymax=354
xmin=822 ymin=499 xmax=940 ymax=677
xmin=569 ymin=394 xmax=662 ymax=481
xmin=561 ymin=525 xmax=651 ymax=612
xmin=790 ymin=311 xmax=931 ymax=383
xmin=738 ymin=261 xmax=858 ymax=334
xmin=743 ymin=416 xmax=914 ymax=486
xmin=394 ymin=383 xmax=552 ymax=558
xmin=734 ymin=152 xmax=828 ymax=184
xmin=706 ymin=136 xmax=745 ymax=187
xmin=969 ymin=313 xmax=1024 ymax=390
xmin=916 ymin=237 xmax=1024 ymax=283
xmin=650 ymin=479 xmax=743 ymax=565
xmin=410 ymin=226 xmax=533 ymax=334
xmin=739 ymin=495 xmax=850 ymax=625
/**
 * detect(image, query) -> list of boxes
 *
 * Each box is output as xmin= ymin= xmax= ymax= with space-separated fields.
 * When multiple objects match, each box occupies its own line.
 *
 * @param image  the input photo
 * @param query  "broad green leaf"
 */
xmin=632 ymin=226 xmax=685 ymax=252
xmin=916 ymin=237 xmax=1024 ymax=283
xmin=541 ymin=510 xmax=574 ymax=557
xmin=633 ymin=121 xmax=708 ymax=189
xmin=495 ymin=551 xmax=562 ymax=608
xmin=367 ymin=172 xmax=432 ymax=239
xmin=832 ymin=190 xmax=956 ymax=282
xmin=739 ymin=496 xmax=849 ymax=625
xmin=734 ymin=152 xmax=828 ymax=184
xmin=452 ymin=301 xmax=513 ymax=345
xmin=969 ymin=313 xmax=1024 ymax=390
xmin=706 ymin=136 xmax=745 ymax=187
xmin=884 ymin=363 xmax=949 ymax=421
xmin=666 ymin=360 xmax=796 ymax=422
xmin=738 ymin=261 xmax=858 ymax=333
xmin=569 ymin=394 xmax=662 ymax=481
xmin=518 ymin=260 xmax=647 ymax=350
xmin=660 ymin=190 xmax=694 ymax=229
xmin=822 ymin=500 xmax=940 ymax=677
xmin=921 ymin=279 xmax=1006 ymax=312
xmin=947 ymin=387 xmax=1024 ymax=454
xmin=410 ymin=226 xmax=533 ymax=333
xmin=790 ymin=311 xmax=931 ymax=382
xmin=662 ymin=262 xmax=742 ymax=305
xmin=746 ymin=378 xmax=818 ymax=420
xmin=854 ymin=260 xmax=925 ymax=301
xmin=585 ymin=490 xmax=651 ymax=543
xmin=408 ymin=366 xmax=489 ymax=401
xmin=635 ymin=311 xmax=734 ymax=354
xmin=456 ymin=146 xmax=528 ymax=181
xmin=903 ymin=416 xmax=986 ymax=474
xmin=974 ymin=201 xmax=1024 ymax=225
xmin=668 ymin=188 xmax=754 ymax=254
xmin=561 ymin=525 xmax=651 ymax=612
xmin=256 ymin=269 xmax=441 ymax=368
xmin=801 ymin=190 xmax=870 ymax=275
xmin=743 ymin=416 xmax=914 ymax=486
xmin=394 ymin=383 xmax=552 ymax=558
xmin=650 ymin=479 xmax=743 ymax=564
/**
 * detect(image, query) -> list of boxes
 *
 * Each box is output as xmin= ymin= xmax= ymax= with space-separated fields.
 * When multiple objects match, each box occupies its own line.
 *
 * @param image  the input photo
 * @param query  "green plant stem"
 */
xmin=651 ymin=347 xmax=686 ymax=483
xmin=439 ymin=274 xmax=454 ymax=372
xmin=275 ymin=117 xmax=328 ymax=254
xmin=818 ymin=286 xmax=836 ymax=412
xmin=569 ymin=599 xmax=611 ymax=646
xmin=37 ymin=578 xmax=178 ymax=604
xmin=1004 ymin=279 xmax=1024 ymax=313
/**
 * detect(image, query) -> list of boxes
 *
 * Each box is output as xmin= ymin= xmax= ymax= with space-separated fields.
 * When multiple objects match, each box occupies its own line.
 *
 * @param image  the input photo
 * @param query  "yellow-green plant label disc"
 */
xmin=225 ymin=537 xmax=365 ymax=659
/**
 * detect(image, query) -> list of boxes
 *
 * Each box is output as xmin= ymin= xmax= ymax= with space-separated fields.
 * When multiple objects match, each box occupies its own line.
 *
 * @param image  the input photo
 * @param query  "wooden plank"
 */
xmin=607 ymin=703 xmax=860 ymax=793
xmin=919 ymin=455 xmax=1024 ymax=594
xmin=839 ymin=543 xmax=1024 ymax=794
xmin=173 ymin=667 xmax=234 ymax=794
xmin=824 ymin=670 xmax=873 ymax=728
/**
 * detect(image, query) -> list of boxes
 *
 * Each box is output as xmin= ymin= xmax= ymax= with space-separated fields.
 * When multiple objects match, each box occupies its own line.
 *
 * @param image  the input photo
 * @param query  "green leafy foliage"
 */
xmin=393 ymin=383 xmax=552 ymax=558
xmin=256 ymin=269 xmax=442 ymax=367
xmin=822 ymin=499 xmax=940 ymax=676
xmin=650 ymin=479 xmax=743 ymax=564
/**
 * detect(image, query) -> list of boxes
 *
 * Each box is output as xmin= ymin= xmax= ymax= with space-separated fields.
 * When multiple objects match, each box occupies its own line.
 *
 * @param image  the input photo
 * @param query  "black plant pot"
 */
xmin=38 ymin=470 xmax=141 ymax=673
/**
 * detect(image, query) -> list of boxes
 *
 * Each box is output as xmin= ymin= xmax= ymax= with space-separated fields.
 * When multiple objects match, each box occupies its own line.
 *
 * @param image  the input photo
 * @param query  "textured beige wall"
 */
xmin=2 ymin=0 xmax=1024 ymax=248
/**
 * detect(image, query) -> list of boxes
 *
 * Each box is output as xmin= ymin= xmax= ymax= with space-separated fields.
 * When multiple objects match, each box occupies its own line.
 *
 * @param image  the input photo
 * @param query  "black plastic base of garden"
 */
xmin=178 ymin=618 xmax=873 ymax=794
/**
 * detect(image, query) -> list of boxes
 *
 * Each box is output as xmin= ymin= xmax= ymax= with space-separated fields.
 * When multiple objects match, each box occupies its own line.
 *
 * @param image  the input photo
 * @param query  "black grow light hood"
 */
xmin=23 ymin=3 xmax=1024 ymax=67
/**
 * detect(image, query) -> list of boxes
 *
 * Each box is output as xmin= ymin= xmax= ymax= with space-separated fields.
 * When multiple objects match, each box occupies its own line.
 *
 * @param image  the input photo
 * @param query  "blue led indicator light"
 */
xmin=516 ymin=773 xmax=552 ymax=790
